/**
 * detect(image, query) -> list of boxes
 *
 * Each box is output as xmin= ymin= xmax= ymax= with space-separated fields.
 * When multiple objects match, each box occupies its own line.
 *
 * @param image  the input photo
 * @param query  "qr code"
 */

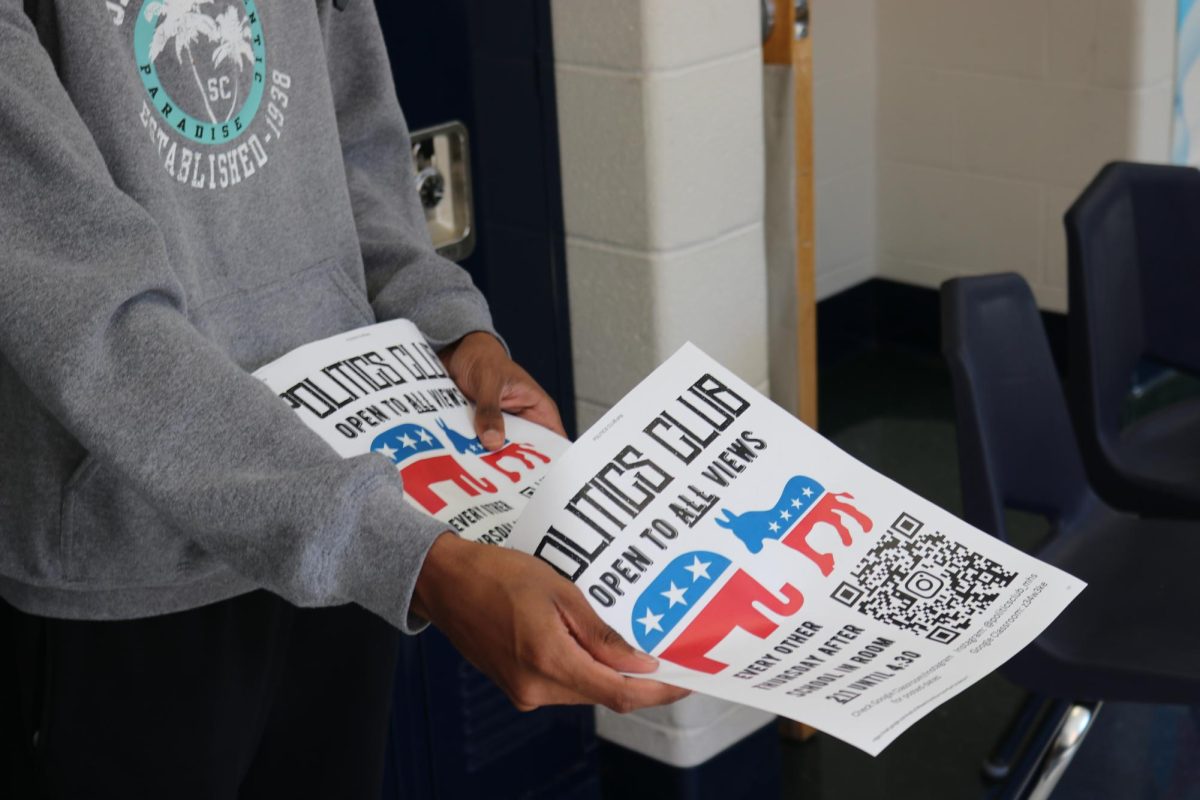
xmin=830 ymin=513 xmax=1018 ymax=644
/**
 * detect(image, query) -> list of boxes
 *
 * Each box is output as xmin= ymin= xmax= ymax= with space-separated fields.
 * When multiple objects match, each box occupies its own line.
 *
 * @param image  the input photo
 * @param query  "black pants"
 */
xmin=1 ymin=591 xmax=400 ymax=800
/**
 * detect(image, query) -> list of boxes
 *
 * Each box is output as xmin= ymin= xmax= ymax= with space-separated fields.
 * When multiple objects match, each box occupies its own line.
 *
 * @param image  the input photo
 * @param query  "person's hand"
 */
xmin=412 ymin=533 xmax=691 ymax=713
xmin=438 ymin=332 xmax=567 ymax=450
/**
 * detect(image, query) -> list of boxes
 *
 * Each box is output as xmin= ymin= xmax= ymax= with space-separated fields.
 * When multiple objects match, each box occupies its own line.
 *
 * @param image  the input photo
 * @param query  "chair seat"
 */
xmin=1106 ymin=396 xmax=1200 ymax=513
xmin=1005 ymin=508 xmax=1200 ymax=703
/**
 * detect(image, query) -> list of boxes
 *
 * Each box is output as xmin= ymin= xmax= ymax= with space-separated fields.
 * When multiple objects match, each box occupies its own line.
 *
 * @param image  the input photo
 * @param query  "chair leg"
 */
xmin=983 ymin=693 xmax=1055 ymax=782
xmin=988 ymin=699 xmax=1071 ymax=800
xmin=1020 ymin=701 xmax=1102 ymax=800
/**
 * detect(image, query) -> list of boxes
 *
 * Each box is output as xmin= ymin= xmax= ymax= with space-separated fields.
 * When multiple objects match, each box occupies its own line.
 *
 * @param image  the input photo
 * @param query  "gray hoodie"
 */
xmin=0 ymin=0 xmax=496 ymax=631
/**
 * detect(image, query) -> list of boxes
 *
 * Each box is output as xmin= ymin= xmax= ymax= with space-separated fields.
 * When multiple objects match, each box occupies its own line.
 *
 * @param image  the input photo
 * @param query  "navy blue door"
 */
xmin=378 ymin=0 xmax=576 ymax=435
xmin=374 ymin=3 xmax=596 ymax=799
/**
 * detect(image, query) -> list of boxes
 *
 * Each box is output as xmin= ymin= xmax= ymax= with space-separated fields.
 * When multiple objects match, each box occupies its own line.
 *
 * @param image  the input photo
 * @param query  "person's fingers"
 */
xmin=558 ymin=590 xmax=660 ymax=674
xmin=517 ymin=673 xmax=690 ymax=713
xmin=501 ymin=384 xmax=567 ymax=437
xmin=442 ymin=332 xmax=568 ymax=440
xmin=552 ymin=593 xmax=693 ymax=710
xmin=507 ymin=613 xmax=687 ymax=713
xmin=420 ymin=542 xmax=691 ymax=715
xmin=539 ymin=641 xmax=690 ymax=713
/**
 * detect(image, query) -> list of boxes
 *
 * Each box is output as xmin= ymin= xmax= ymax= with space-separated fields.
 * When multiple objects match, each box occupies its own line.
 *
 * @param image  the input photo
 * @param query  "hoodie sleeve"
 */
xmin=318 ymin=0 xmax=501 ymax=350
xmin=0 ymin=1 xmax=447 ymax=633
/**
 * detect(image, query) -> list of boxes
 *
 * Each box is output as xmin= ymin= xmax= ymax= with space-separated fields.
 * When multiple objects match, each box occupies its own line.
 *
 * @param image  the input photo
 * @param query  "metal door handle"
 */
xmin=410 ymin=121 xmax=475 ymax=262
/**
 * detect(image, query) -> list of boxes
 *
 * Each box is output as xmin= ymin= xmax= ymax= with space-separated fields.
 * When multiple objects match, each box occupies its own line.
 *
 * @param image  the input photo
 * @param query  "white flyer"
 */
xmin=253 ymin=319 xmax=568 ymax=545
xmin=257 ymin=322 xmax=1084 ymax=755
xmin=506 ymin=341 xmax=1085 ymax=756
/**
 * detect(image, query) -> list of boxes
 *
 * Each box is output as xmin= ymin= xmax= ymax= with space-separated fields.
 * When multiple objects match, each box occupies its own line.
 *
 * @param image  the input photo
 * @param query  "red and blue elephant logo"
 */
xmin=632 ymin=551 xmax=806 ymax=675
xmin=632 ymin=475 xmax=873 ymax=675
xmin=372 ymin=423 xmax=497 ymax=514
xmin=373 ymin=419 xmax=554 ymax=515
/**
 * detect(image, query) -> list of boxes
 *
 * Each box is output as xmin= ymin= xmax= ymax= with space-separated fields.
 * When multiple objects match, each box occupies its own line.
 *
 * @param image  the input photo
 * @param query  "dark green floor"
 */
xmin=777 ymin=347 xmax=1200 ymax=800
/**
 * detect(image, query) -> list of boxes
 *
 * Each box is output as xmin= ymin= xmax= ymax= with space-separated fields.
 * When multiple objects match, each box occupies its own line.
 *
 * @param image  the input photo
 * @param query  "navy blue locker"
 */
xmin=377 ymin=0 xmax=576 ymax=433
xmin=373 ymin=7 xmax=594 ymax=793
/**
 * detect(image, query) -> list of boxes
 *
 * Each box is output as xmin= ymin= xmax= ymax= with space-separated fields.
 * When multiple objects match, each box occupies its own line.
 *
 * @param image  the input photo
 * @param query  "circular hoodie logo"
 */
xmin=134 ymin=0 xmax=266 ymax=146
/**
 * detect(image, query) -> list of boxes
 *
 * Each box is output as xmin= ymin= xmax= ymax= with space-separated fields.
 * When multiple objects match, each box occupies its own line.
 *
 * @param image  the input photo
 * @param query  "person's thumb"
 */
xmin=472 ymin=373 xmax=506 ymax=451
xmin=563 ymin=592 xmax=659 ymax=674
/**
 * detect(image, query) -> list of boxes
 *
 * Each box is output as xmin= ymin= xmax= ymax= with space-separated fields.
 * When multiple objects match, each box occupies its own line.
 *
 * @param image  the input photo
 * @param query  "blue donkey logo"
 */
xmin=437 ymin=418 xmax=490 ymax=455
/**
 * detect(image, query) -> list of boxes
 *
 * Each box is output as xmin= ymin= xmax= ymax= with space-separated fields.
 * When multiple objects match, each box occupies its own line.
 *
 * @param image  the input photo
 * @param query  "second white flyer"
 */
xmin=507 ymin=342 xmax=1085 ymax=756
xmin=252 ymin=319 xmax=569 ymax=545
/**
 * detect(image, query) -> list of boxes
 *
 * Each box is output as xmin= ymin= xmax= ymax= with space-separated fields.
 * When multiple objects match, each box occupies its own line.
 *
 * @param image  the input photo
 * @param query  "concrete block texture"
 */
xmin=875 ymin=0 xmax=1176 ymax=306
xmin=1130 ymin=82 xmax=1175 ymax=160
xmin=878 ymin=0 xmax=1049 ymax=79
xmin=878 ymin=163 xmax=1044 ymax=282
xmin=814 ymin=68 xmax=877 ymax=181
xmin=550 ymin=0 xmax=760 ymax=72
xmin=949 ymin=75 xmax=1133 ymax=188
xmin=877 ymin=67 xmax=955 ymax=168
xmin=1045 ymin=0 xmax=1174 ymax=89
xmin=567 ymin=225 xmax=769 ymax=407
xmin=553 ymin=0 xmax=769 ymax=402
xmin=816 ymin=167 xmax=876 ymax=277
xmin=565 ymin=239 xmax=661 ymax=406
xmin=811 ymin=0 xmax=877 ymax=83
xmin=811 ymin=0 xmax=878 ymax=304
xmin=554 ymin=67 xmax=651 ymax=248
xmin=556 ymin=50 xmax=765 ymax=251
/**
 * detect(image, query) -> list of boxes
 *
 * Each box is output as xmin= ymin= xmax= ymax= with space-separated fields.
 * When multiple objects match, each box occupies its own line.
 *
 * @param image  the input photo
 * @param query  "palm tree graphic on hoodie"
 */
xmin=210 ymin=6 xmax=256 ymax=121
xmin=144 ymin=0 xmax=255 ymax=126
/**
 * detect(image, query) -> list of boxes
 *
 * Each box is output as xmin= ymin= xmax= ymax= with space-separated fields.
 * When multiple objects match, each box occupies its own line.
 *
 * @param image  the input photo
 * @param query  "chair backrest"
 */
xmin=941 ymin=274 xmax=1094 ymax=540
xmin=1065 ymin=161 xmax=1200 ymax=442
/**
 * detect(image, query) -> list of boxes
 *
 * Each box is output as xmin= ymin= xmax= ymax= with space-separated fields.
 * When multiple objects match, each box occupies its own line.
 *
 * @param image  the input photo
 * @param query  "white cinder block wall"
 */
xmin=551 ymin=0 xmax=771 ymax=435
xmin=813 ymin=0 xmax=878 ymax=300
xmin=550 ymin=0 xmax=776 ymax=768
xmin=874 ymin=0 xmax=1176 ymax=311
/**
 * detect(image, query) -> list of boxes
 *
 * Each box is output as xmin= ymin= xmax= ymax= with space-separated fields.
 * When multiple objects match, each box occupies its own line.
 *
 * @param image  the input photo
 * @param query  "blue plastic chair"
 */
xmin=941 ymin=273 xmax=1200 ymax=798
xmin=1065 ymin=162 xmax=1200 ymax=518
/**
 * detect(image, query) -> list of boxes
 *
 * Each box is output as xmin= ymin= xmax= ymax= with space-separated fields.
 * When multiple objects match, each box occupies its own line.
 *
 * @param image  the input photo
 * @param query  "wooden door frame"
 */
xmin=764 ymin=0 xmax=818 ymax=429
xmin=765 ymin=0 xmax=819 ymax=744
